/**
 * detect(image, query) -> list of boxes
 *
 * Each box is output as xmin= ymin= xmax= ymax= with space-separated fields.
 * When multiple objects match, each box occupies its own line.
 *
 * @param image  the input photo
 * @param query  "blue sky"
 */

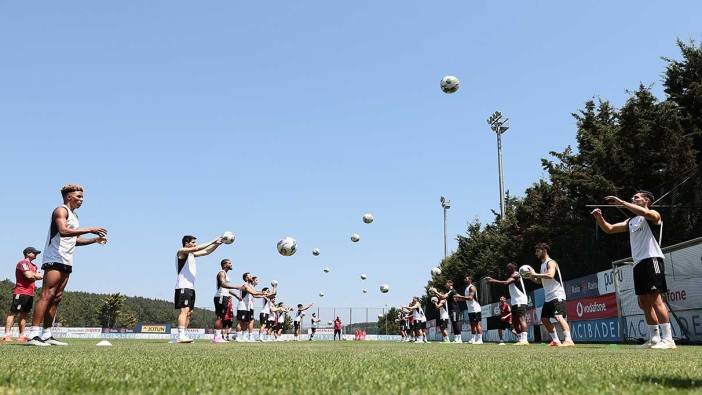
xmin=1 ymin=1 xmax=700 ymax=319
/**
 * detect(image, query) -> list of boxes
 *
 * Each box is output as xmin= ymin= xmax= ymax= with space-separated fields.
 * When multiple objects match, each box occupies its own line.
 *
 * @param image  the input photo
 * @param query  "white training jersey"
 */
xmin=628 ymin=216 xmax=664 ymax=265
xmin=43 ymin=205 xmax=80 ymax=266
xmin=277 ymin=310 xmax=286 ymax=323
xmin=214 ymin=270 xmax=230 ymax=298
xmin=412 ymin=305 xmax=426 ymax=322
xmin=311 ymin=318 xmax=318 ymax=328
xmin=465 ymin=284 xmax=481 ymax=312
xmin=508 ymin=273 xmax=529 ymax=305
xmin=294 ymin=309 xmax=304 ymax=322
xmin=175 ymin=253 xmax=196 ymax=289
xmin=439 ymin=303 xmax=449 ymax=320
xmin=540 ymin=259 xmax=566 ymax=302
xmin=237 ymin=287 xmax=250 ymax=311
xmin=261 ymin=298 xmax=271 ymax=315
xmin=246 ymin=288 xmax=255 ymax=310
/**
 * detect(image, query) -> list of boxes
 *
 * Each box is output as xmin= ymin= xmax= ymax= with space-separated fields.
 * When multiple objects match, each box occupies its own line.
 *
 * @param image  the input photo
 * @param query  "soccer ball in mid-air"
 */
xmin=323 ymin=267 xmax=330 ymax=273
xmin=377 ymin=313 xmax=383 ymax=319
xmin=431 ymin=296 xmax=438 ymax=304
xmin=276 ymin=237 xmax=297 ymax=256
xmin=379 ymin=284 xmax=390 ymax=293
xmin=351 ymin=234 xmax=360 ymax=242
xmin=319 ymin=292 xmax=325 ymax=297
xmin=440 ymin=75 xmax=460 ymax=94
xmin=519 ymin=265 xmax=534 ymax=278
xmin=431 ymin=267 xmax=441 ymax=276
xmin=328 ymin=321 xmax=332 ymax=325
xmin=360 ymin=273 xmax=368 ymax=280
xmin=271 ymin=280 xmax=278 ymax=287
xmin=312 ymin=248 xmax=320 ymax=256
xmin=362 ymin=289 xmax=367 ymax=293
xmin=221 ymin=231 xmax=235 ymax=244
xmin=362 ymin=213 xmax=374 ymax=224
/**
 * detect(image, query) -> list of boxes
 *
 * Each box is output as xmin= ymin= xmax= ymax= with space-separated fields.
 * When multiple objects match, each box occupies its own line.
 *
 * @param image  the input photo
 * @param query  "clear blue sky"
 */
xmin=1 ymin=1 xmax=700 ymax=316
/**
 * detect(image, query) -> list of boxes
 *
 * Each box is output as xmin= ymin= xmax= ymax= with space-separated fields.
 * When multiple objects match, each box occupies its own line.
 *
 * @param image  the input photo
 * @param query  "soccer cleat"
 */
xmin=636 ymin=339 xmax=659 ymax=349
xmin=548 ymin=341 xmax=561 ymax=347
xmin=176 ymin=337 xmax=194 ymax=344
xmin=44 ymin=337 xmax=68 ymax=346
xmin=514 ymin=341 xmax=530 ymax=346
xmin=211 ymin=337 xmax=227 ymax=344
xmin=474 ymin=339 xmax=484 ymax=345
xmin=27 ymin=336 xmax=50 ymax=347
xmin=498 ymin=342 xmax=506 ymax=346
xmin=16 ymin=336 xmax=29 ymax=343
xmin=2 ymin=335 xmax=12 ymax=342
xmin=560 ymin=341 xmax=575 ymax=347
xmin=651 ymin=339 xmax=677 ymax=349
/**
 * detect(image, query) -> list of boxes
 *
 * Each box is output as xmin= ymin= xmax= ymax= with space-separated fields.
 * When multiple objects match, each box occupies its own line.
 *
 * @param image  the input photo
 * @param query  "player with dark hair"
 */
xmin=212 ymin=259 xmax=240 ymax=343
xmin=485 ymin=262 xmax=530 ymax=345
xmin=4 ymin=247 xmax=43 ymax=343
xmin=431 ymin=280 xmax=462 ymax=343
xmin=453 ymin=276 xmax=483 ymax=344
xmin=28 ymin=184 xmax=108 ymax=346
xmin=293 ymin=303 xmax=313 ymax=341
xmin=592 ymin=191 xmax=675 ymax=349
xmin=309 ymin=313 xmax=320 ymax=341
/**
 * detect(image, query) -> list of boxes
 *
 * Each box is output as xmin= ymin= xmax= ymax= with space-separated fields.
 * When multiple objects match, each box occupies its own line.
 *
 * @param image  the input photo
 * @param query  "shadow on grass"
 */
xmin=638 ymin=375 xmax=702 ymax=389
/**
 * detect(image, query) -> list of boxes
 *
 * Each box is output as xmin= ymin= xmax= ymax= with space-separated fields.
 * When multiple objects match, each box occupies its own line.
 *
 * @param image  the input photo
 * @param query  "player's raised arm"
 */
xmin=531 ymin=260 xmax=557 ymax=280
xmin=178 ymin=237 xmax=222 ymax=257
xmin=52 ymin=206 xmax=107 ymax=241
xmin=591 ymin=208 xmax=628 ymax=234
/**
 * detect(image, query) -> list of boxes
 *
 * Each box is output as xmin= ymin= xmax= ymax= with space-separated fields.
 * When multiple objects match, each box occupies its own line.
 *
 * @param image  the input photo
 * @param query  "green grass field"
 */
xmin=1 ymin=340 xmax=701 ymax=394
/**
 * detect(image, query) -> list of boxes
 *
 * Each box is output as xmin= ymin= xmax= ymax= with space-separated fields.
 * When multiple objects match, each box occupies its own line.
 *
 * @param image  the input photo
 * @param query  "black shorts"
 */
xmin=174 ymin=288 xmax=195 ymax=309
xmin=214 ymin=296 xmax=231 ymax=318
xmin=41 ymin=262 xmax=72 ymax=274
xmin=541 ymin=299 xmax=567 ymax=319
xmin=634 ymin=257 xmax=668 ymax=295
xmin=223 ymin=320 xmax=233 ymax=329
xmin=511 ymin=304 xmax=527 ymax=320
xmin=468 ymin=312 xmax=482 ymax=324
xmin=400 ymin=321 xmax=409 ymax=331
xmin=293 ymin=321 xmax=301 ymax=330
xmin=9 ymin=294 xmax=33 ymax=314
xmin=275 ymin=323 xmax=283 ymax=331
xmin=438 ymin=319 xmax=449 ymax=330
xmin=311 ymin=328 xmax=317 ymax=333
xmin=237 ymin=310 xmax=252 ymax=322
xmin=498 ymin=320 xmax=511 ymax=330
xmin=260 ymin=313 xmax=270 ymax=323
xmin=412 ymin=321 xmax=427 ymax=330
xmin=449 ymin=311 xmax=460 ymax=322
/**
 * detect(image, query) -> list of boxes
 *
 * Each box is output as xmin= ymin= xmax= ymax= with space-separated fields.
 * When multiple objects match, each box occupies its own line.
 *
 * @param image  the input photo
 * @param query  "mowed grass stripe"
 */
xmin=1 ymin=341 xmax=700 ymax=394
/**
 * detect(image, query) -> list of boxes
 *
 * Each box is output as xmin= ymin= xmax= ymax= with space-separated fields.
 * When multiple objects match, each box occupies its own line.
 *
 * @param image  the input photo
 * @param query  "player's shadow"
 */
xmin=638 ymin=375 xmax=702 ymax=389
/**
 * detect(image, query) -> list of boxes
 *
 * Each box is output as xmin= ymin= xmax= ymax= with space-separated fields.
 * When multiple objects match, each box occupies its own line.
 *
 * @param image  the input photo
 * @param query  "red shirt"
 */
xmin=334 ymin=320 xmax=342 ymax=330
xmin=14 ymin=258 xmax=38 ymax=296
xmin=499 ymin=302 xmax=512 ymax=324
xmin=223 ymin=299 xmax=233 ymax=321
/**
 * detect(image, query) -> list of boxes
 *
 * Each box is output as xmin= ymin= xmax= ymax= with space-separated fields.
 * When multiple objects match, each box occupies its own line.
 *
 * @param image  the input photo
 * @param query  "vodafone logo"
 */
xmin=576 ymin=301 xmax=607 ymax=318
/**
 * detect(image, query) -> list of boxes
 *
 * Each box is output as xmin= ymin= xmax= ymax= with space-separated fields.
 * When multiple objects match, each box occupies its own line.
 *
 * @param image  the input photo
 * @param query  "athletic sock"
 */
xmin=660 ymin=323 xmax=673 ymax=341
xmin=41 ymin=328 xmax=52 ymax=341
xmin=648 ymin=325 xmax=661 ymax=342
xmin=563 ymin=331 xmax=572 ymax=343
xmin=178 ymin=327 xmax=186 ymax=338
xmin=28 ymin=326 xmax=41 ymax=339
xmin=236 ymin=331 xmax=242 ymax=339
xmin=521 ymin=332 xmax=528 ymax=342
xmin=215 ymin=329 xmax=222 ymax=338
xmin=549 ymin=331 xmax=560 ymax=343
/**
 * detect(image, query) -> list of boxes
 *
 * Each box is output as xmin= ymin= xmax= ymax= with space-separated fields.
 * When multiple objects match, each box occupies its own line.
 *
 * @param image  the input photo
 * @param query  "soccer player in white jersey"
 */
xmin=528 ymin=243 xmax=574 ymax=347
xmin=453 ymin=276 xmax=483 ymax=344
xmin=293 ymin=303 xmax=313 ymax=341
xmin=404 ymin=297 xmax=427 ymax=343
xmin=257 ymin=287 xmax=276 ymax=342
xmin=212 ymin=259 xmax=242 ymax=343
xmin=173 ymin=234 xmax=223 ymax=343
xmin=485 ymin=263 xmax=530 ymax=345
xmin=28 ymin=184 xmax=108 ymax=347
xmin=431 ymin=296 xmax=450 ymax=343
xmin=309 ymin=313 xmax=320 ymax=340
xmin=592 ymin=191 xmax=676 ymax=349
xmin=235 ymin=272 xmax=269 ymax=341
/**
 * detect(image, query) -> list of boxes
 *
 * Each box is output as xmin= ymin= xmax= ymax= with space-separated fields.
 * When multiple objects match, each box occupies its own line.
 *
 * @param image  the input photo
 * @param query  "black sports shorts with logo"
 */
xmin=294 ymin=321 xmax=301 ymax=330
xmin=260 ymin=313 xmax=270 ymax=323
xmin=237 ymin=309 xmax=252 ymax=322
xmin=214 ymin=296 xmax=231 ymax=318
xmin=541 ymin=299 xmax=567 ymax=319
xmin=468 ymin=312 xmax=482 ymax=324
xmin=42 ymin=262 xmax=72 ymax=274
xmin=511 ymin=304 xmax=527 ymax=320
xmin=634 ymin=257 xmax=668 ymax=295
xmin=174 ymin=288 xmax=196 ymax=309
xmin=9 ymin=294 xmax=33 ymax=314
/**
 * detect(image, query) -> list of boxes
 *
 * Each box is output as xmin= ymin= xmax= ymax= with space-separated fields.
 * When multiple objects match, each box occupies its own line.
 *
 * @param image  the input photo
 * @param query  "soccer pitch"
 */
xmin=2 ymin=341 xmax=701 ymax=394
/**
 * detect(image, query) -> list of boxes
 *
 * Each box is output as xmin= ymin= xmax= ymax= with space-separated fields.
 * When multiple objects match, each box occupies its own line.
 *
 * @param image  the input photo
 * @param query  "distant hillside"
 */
xmin=0 ymin=279 xmax=214 ymax=328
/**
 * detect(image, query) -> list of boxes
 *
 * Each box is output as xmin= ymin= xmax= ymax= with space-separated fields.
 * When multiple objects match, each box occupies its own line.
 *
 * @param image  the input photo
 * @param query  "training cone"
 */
xmin=96 ymin=340 xmax=113 ymax=347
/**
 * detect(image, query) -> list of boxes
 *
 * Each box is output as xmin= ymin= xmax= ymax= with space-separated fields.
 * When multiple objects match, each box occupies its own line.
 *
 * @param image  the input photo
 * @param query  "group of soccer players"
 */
xmin=2 ymin=185 xmax=677 ymax=350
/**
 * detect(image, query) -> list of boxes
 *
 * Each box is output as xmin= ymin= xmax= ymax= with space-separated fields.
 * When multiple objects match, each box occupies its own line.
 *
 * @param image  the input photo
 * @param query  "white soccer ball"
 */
xmin=379 ymin=284 xmax=390 ymax=293
xmin=362 ymin=289 xmax=367 ymax=293
xmin=319 ymin=292 xmax=325 ymax=297
xmin=377 ymin=313 xmax=383 ymax=319
xmin=431 ymin=267 xmax=442 ymax=276
xmin=440 ymin=75 xmax=460 ymax=94
xmin=221 ymin=231 xmax=235 ymax=245
xmin=312 ymin=248 xmax=320 ymax=256
xmin=431 ymin=296 xmax=438 ymax=304
xmin=360 ymin=273 xmax=368 ymax=280
xmin=362 ymin=213 xmax=374 ymax=224
xmin=271 ymin=280 xmax=278 ymax=287
xmin=323 ymin=267 xmax=330 ymax=273
xmin=276 ymin=237 xmax=297 ymax=256
xmin=351 ymin=233 xmax=360 ymax=242
xmin=519 ymin=265 xmax=534 ymax=278
xmin=328 ymin=321 xmax=332 ymax=325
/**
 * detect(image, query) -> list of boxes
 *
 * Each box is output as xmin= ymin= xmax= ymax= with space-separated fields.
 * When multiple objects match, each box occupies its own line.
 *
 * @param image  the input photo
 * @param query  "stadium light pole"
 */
xmin=440 ymin=196 xmax=451 ymax=259
xmin=487 ymin=111 xmax=510 ymax=218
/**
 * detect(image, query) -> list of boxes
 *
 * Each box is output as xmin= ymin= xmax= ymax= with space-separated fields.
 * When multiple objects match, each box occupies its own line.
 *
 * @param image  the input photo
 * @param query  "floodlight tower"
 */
xmin=440 ymin=196 xmax=451 ymax=259
xmin=487 ymin=112 xmax=510 ymax=219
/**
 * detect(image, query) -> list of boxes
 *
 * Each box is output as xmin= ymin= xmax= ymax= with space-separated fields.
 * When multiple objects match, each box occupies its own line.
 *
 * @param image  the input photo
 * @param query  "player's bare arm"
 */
xmin=605 ymin=195 xmax=661 ymax=223
xmin=531 ymin=261 xmax=557 ymax=280
xmin=591 ymin=208 xmax=628 ymax=234
xmin=54 ymin=207 xmax=107 ymax=238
